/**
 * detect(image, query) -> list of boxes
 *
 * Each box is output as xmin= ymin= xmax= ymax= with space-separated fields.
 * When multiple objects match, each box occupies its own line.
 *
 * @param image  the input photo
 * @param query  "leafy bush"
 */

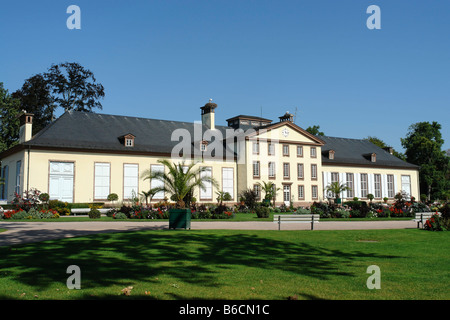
xmin=88 ymin=207 xmax=101 ymax=219
xmin=343 ymin=201 xmax=369 ymax=218
xmin=424 ymin=213 xmax=448 ymax=231
xmin=440 ymin=203 xmax=449 ymax=220
xmin=113 ymin=212 xmax=127 ymax=219
xmin=212 ymin=211 xmax=234 ymax=219
xmin=239 ymin=189 xmax=258 ymax=210
xmin=26 ymin=208 xmax=59 ymax=219
xmin=192 ymin=211 xmax=212 ymax=219
xmin=333 ymin=208 xmax=350 ymax=218
xmin=107 ymin=193 xmax=119 ymax=202
xmin=10 ymin=210 xmax=30 ymax=220
xmin=296 ymin=207 xmax=311 ymax=215
xmin=49 ymin=200 xmax=70 ymax=215
xmin=410 ymin=202 xmax=430 ymax=213
xmin=255 ymin=206 xmax=270 ymax=218
xmin=311 ymin=202 xmax=332 ymax=218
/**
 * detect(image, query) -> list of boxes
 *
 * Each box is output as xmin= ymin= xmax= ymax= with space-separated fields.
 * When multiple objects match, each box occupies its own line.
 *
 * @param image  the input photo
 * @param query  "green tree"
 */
xmin=257 ymin=181 xmax=280 ymax=206
xmin=12 ymin=74 xmax=56 ymax=135
xmin=44 ymin=62 xmax=105 ymax=113
xmin=216 ymin=191 xmax=232 ymax=206
xmin=0 ymin=83 xmax=21 ymax=153
xmin=139 ymin=188 xmax=160 ymax=207
xmin=141 ymin=160 xmax=218 ymax=208
xmin=401 ymin=121 xmax=450 ymax=200
xmin=306 ymin=125 xmax=324 ymax=136
xmin=325 ymin=181 xmax=351 ymax=203
xmin=364 ymin=136 xmax=405 ymax=160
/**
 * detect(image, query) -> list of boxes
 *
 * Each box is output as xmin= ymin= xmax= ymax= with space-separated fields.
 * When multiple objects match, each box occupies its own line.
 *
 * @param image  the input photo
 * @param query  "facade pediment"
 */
xmin=246 ymin=122 xmax=325 ymax=146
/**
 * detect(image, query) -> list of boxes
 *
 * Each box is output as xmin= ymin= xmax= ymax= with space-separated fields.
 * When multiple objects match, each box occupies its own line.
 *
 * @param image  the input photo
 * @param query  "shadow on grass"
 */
xmin=0 ymin=230 xmax=399 ymax=299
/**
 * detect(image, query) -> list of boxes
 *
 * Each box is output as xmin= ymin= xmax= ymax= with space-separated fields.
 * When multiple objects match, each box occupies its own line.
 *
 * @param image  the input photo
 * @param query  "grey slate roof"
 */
xmin=22 ymin=111 xmax=418 ymax=169
xmin=25 ymin=111 xmax=234 ymax=155
xmin=320 ymin=136 xmax=418 ymax=169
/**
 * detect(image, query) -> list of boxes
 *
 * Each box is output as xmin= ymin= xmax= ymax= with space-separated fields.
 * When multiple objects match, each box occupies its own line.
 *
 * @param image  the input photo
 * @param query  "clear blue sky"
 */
xmin=1 ymin=0 xmax=449 ymax=152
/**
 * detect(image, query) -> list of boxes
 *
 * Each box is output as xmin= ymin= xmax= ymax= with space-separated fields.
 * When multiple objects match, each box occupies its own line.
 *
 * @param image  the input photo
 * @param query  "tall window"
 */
xmin=272 ymin=183 xmax=278 ymax=201
xmin=346 ymin=173 xmax=354 ymax=198
xmin=298 ymin=185 xmax=305 ymax=200
xmin=252 ymin=142 xmax=259 ymax=154
xmin=200 ymin=167 xmax=212 ymax=200
xmin=283 ymin=185 xmax=291 ymax=202
xmin=222 ymin=168 xmax=234 ymax=199
xmin=268 ymin=162 xmax=276 ymax=178
xmin=312 ymin=185 xmax=318 ymax=200
xmin=401 ymin=175 xmax=411 ymax=198
xmin=297 ymin=145 xmax=303 ymax=157
xmin=253 ymin=161 xmax=260 ymax=178
xmin=331 ymin=172 xmax=339 ymax=183
xmin=151 ymin=164 xmax=165 ymax=200
xmin=94 ymin=163 xmax=110 ymax=200
xmin=283 ymin=144 xmax=289 ymax=156
xmin=15 ymin=161 xmax=21 ymax=195
xmin=310 ymin=147 xmax=317 ymax=158
xmin=387 ymin=174 xmax=395 ymax=198
xmin=123 ymin=164 xmax=138 ymax=200
xmin=254 ymin=184 xmax=261 ymax=200
xmin=283 ymin=163 xmax=290 ymax=179
xmin=311 ymin=164 xmax=317 ymax=180
xmin=268 ymin=143 xmax=275 ymax=156
xmin=297 ymin=163 xmax=304 ymax=179
xmin=374 ymin=174 xmax=382 ymax=198
xmin=360 ymin=173 xmax=368 ymax=198
xmin=0 ymin=165 xmax=8 ymax=200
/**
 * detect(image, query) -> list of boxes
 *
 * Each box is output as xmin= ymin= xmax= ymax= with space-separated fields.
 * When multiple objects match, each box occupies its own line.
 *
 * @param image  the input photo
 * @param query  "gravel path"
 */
xmin=0 ymin=220 xmax=417 ymax=247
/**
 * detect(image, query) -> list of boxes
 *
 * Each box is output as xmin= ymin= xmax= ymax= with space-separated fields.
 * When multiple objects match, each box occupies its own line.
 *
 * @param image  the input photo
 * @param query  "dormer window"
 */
xmin=329 ymin=150 xmax=335 ymax=160
xmin=371 ymin=153 xmax=376 ymax=162
xmin=200 ymin=140 xmax=208 ymax=152
xmin=119 ymin=133 xmax=135 ymax=147
xmin=125 ymin=138 xmax=134 ymax=147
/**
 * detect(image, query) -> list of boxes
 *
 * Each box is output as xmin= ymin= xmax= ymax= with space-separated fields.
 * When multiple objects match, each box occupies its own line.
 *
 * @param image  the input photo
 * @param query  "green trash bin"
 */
xmin=169 ymin=209 xmax=191 ymax=230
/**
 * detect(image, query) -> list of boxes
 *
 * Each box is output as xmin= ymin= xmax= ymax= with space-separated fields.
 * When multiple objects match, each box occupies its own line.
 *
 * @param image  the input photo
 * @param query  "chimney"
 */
xmin=279 ymin=111 xmax=294 ymax=123
xmin=383 ymin=147 xmax=394 ymax=155
xmin=19 ymin=111 xmax=34 ymax=143
xmin=200 ymin=99 xmax=217 ymax=130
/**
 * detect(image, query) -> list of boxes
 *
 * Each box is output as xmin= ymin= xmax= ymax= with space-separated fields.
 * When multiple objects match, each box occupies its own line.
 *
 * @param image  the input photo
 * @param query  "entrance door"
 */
xmin=49 ymin=162 xmax=74 ymax=202
xmin=283 ymin=185 xmax=291 ymax=207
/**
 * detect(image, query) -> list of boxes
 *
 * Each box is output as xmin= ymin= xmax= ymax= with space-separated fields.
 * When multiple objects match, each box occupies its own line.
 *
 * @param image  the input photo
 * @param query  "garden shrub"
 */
xmin=311 ymin=202 xmax=332 ymax=218
xmin=88 ymin=207 xmax=101 ymax=219
xmin=49 ymin=200 xmax=70 ymax=216
xmin=296 ymin=207 xmax=311 ymax=214
xmin=113 ymin=212 xmax=127 ymax=219
xmin=424 ymin=213 xmax=448 ymax=231
xmin=440 ymin=203 xmax=449 ymax=220
xmin=255 ymin=206 xmax=270 ymax=218
xmin=343 ymin=201 xmax=369 ymax=217
xmin=239 ymin=189 xmax=258 ymax=210
xmin=192 ymin=211 xmax=212 ymax=219
xmin=11 ymin=210 xmax=30 ymax=219
xmin=333 ymin=208 xmax=350 ymax=218
xmin=212 ymin=211 xmax=234 ymax=219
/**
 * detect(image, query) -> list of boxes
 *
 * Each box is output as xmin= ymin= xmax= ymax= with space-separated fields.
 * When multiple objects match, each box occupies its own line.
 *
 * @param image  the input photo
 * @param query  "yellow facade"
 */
xmin=0 ymin=111 xmax=420 ymax=206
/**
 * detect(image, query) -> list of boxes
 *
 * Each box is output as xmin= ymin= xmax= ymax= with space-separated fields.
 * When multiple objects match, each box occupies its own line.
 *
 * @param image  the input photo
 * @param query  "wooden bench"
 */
xmin=70 ymin=208 xmax=110 ymax=216
xmin=413 ymin=212 xmax=440 ymax=229
xmin=273 ymin=214 xmax=320 ymax=230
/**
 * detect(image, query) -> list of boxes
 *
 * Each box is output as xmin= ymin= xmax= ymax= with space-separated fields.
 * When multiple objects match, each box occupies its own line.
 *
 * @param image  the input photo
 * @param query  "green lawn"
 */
xmin=0 ymin=229 xmax=448 ymax=300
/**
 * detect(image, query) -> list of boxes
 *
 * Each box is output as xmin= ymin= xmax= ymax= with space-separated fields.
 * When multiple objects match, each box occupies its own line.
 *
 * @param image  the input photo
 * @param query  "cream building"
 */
xmin=0 ymin=102 xmax=420 ymax=206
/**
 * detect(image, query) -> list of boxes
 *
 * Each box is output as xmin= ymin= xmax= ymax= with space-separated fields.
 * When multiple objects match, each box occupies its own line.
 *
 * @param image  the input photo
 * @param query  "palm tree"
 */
xmin=140 ymin=188 xmax=160 ymax=207
xmin=325 ymin=182 xmax=351 ymax=203
xmin=141 ymin=159 xmax=218 ymax=209
xmin=258 ymin=181 xmax=280 ymax=206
